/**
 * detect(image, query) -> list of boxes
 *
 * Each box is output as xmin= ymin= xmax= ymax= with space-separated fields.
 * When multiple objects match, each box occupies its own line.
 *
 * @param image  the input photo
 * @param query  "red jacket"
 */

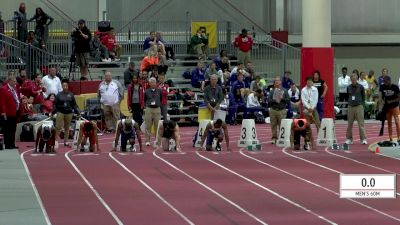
xmin=100 ymin=33 xmax=116 ymax=52
xmin=20 ymin=80 xmax=45 ymax=104
xmin=41 ymin=100 xmax=54 ymax=114
xmin=158 ymin=82 xmax=169 ymax=105
xmin=234 ymin=34 xmax=253 ymax=52
xmin=127 ymin=84 xmax=145 ymax=109
xmin=0 ymin=84 xmax=20 ymax=117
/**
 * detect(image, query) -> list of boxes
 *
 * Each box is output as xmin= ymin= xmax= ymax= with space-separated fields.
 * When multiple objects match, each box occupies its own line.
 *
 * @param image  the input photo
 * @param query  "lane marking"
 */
xmin=65 ymin=150 xmax=124 ymax=225
xmin=196 ymin=151 xmax=337 ymax=225
xmin=153 ymin=150 xmax=268 ymax=225
xmin=21 ymin=149 xmax=52 ymax=225
xmin=109 ymin=153 xmax=194 ymax=225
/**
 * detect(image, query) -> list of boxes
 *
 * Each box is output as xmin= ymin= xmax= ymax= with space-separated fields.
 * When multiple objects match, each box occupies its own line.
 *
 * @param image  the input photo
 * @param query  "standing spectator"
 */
xmin=71 ymin=19 xmax=92 ymax=80
xmin=0 ymin=71 xmax=20 ymax=149
xmin=380 ymin=76 xmax=400 ymax=143
xmin=233 ymin=29 xmax=253 ymax=65
xmin=288 ymin=83 xmax=301 ymax=114
xmin=158 ymin=73 xmax=169 ymax=120
xmin=13 ymin=3 xmax=28 ymax=42
xmin=204 ymin=74 xmax=224 ymax=119
xmin=98 ymin=71 xmax=124 ymax=133
xmin=42 ymin=67 xmax=62 ymax=98
xmin=144 ymin=77 xmax=162 ymax=146
xmin=127 ymin=74 xmax=144 ymax=125
xmin=191 ymin=61 xmax=206 ymax=90
xmin=54 ymin=80 xmax=80 ymax=147
xmin=366 ymin=70 xmax=378 ymax=101
xmin=345 ymin=74 xmax=367 ymax=145
xmin=281 ymin=71 xmax=294 ymax=90
xmin=268 ymin=78 xmax=289 ymax=144
xmin=124 ymin=62 xmax=139 ymax=88
xmin=301 ymin=77 xmax=320 ymax=130
xmin=20 ymin=73 xmax=45 ymax=112
xmin=29 ymin=7 xmax=53 ymax=46
xmin=338 ymin=67 xmax=350 ymax=102
xmin=358 ymin=72 xmax=369 ymax=91
xmin=189 ymin=28 xmax=209 ymax=59
xmin=156 ymin=32 xmax=175 ymax=60
xmin=378 ymin=68 xmax=388 ymax=89
xmin=312 ymin=70 xmax=328 ymax=120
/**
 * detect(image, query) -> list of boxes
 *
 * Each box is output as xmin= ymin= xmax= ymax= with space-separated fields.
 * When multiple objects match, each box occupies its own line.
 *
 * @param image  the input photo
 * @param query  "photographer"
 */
xmin=71 ymin=19 xmax=91 ymax=80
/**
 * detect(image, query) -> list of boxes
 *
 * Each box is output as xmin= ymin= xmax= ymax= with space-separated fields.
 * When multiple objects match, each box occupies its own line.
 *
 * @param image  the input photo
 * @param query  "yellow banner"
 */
xmin=191 ymin=21 xmax=217 ymax=48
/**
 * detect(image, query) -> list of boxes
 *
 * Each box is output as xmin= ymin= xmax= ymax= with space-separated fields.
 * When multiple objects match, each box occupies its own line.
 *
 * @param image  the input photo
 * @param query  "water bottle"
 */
xmin=0 ymin=134 xmax=4 ymax=150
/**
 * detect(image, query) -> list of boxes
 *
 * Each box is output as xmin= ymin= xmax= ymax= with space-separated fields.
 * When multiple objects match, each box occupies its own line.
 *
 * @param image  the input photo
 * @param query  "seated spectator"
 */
xmin=143 ymin=31 xmax=157 ymax=54
xmin=227 ymin=88 xmax=245 ymax=125
xmin=100 ymin=28 xmax=121 ymax=61
xmin=156 ymin=32 xmax=175 ymax=60
xmin=288 ymin=83 xmax=300 ymax=114
xmin=220 ymin=88 xmax=229 ymax=111
xmin=189 ymin=28 xmax=209 ymax=59
xmin=20 ymin=73 xmax=45 ymax=111
xmin=19 ymin=95 xmax=47 ymax=122
xmin=140 ymin=46 xmax=159 ymax=72
xmin=214 ymin=50 xmax=228 ymax=70
xmin=229 ymin=62 xmax=245 ymax=83
xmin=250 ymin=75 xmax=264 ymax=92
xmin=41 ymin=93 xmax=56 ymax=115
xmin=245 ymin=89 xmax=265 ymax=118
xmin=219 ymin=56 xmax=230 ymax=73
xmin=157 ymin=45 xmax=168 ymax=75
xmin=191 ymin=61 xmax=206 ymax=90
xmin=90 ymin=33 xmax=110 ymax=62
xmin=244 ymin=61 xmax=255 ymax=85
xmin=26 ymin=31 xmax=40 ymax=47
xmin=16 ymin=68 xmax=27 ymax=88
xmin=124 ymin=62 xmax=139 ymax=88
xmin=230 ymin=71 xmax=248 ymax=95
xmin=282 ymin=70 xmax=294 ymax=90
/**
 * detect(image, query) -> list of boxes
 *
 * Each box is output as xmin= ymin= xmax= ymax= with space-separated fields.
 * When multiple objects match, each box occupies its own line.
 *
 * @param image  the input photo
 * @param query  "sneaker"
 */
xmin=362 ymin=140 xmax=368 ymax=145
xmin=272 ymin=139 xmax=277 ymax=145
xmin=304 ymin=143 xmax=310 ymax=150
xmin=215 ymin=144 xmax=222 ymax=151
xmin=145 ymin=142 xmax=150 ymax=146
xmin=345 ymin=139 xmax=353 ymax=145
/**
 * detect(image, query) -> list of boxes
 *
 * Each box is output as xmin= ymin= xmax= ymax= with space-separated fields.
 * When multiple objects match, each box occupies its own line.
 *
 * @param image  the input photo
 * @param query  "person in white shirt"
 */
xmin=301 ymin=77 xmax=320 ymax=130
xmin=337 ymin=67 xmax=350 ymax=102
xmin=288 ymin=83 xmax=300 ymax=114
xmin=97 ymin=71 xmax=124 ymax=133
xmin=358 ymin=71 xmax=369 ymax=96
xmin=42 ymin=67 xmax=62 ymax=98
xmin=245 ymin=89 xmax=265 ymax=118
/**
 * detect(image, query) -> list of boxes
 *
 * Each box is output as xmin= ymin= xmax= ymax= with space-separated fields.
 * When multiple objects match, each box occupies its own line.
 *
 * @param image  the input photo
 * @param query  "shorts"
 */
xmin=121 ymin=131 xmax=136 ymax=151
xmin=206 ymin=130 xmax=223 ymax=146
xmin=76 ymin=52 xmax=89 ymax=67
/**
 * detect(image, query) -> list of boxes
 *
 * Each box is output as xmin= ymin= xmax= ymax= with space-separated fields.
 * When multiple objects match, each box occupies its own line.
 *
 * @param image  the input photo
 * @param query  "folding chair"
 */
xmin=82 ymin=98 xmax=104 ymax=134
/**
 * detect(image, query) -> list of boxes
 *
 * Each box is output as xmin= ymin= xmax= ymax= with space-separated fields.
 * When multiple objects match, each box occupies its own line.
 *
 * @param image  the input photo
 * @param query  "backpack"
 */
xmin=182 ymin=70 xmax=191 ymax=79
xmin=254 ymin=111 xmax=265 ymax=124
xmin=20 ymin=123 xmax=34 ymax=142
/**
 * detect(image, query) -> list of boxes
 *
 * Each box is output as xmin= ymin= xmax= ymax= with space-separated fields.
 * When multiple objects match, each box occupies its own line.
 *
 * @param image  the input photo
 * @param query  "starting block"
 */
xmin=72 ymin=120 xmax=89 ymax=151
xmin=238 ymin=119 xmax=259 ymax=147
xmin=247 ymin=144 xmax=262 ymax=151
xmin=276 ymin=119 xmax=293 ymax=148
xmin=194 ymin=120 xmax=211 ymax=147
xmin=317 ymin=118 xmax=337 ymax=146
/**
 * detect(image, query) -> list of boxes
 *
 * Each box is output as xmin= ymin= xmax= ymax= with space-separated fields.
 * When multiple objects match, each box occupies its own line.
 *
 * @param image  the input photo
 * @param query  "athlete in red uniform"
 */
xmin=76 ymin=121 xmax=100 ymax=152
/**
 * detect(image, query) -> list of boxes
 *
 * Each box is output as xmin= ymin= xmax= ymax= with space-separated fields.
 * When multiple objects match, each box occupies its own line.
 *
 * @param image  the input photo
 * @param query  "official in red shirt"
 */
xmin=233 ymin=29 xmax=253 ymax=66
xmin=0 ymin=71 xmax=20 ymax=149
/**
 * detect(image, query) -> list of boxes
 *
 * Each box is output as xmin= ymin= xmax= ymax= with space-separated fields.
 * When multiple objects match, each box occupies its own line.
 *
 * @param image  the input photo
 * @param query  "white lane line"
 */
xmin=65 ymin=150 xmax=124 ymax=225
xmin=108 ymin=153 xmax=194 ymax=225
xmin=153 ymin=150 xmax=268 ymax=225
xmin=196 ymin=151 xmax=337 ymax=225
xmin=282 ymin=147 xmax=400 ymax=221
xmin=21 ymin=149 xmax=52 ymax=225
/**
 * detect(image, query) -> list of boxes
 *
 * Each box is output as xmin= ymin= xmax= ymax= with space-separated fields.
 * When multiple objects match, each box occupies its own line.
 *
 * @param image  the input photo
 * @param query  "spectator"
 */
xmin=13 ymin=3 xmax=28 ymax=42
xmin=288 ymin=83 xmax=300 ymax=114
xmin=124 ymin=62 xmax=139 ymax=88
xmin=19 ymin=95 xmax=47 ymax=122
xmin=16 ymin=68 xmax=27 ymax=87
xmin=191 ymin=61 xmax=206 ymax=90
xmin=230 ymin=71 xmax=247 ymax=95
xmin=144 ymin=77 xmax=162 ymax=146
xmin=156 ymin=32 xmax=175 ymax=60
xmin=143 ymin=31 xmax=157 ymax=54
xmin=26 ymin=31 xmax=39 ymax=46
xmin=29 ymin=7 xmax=53 ymax=45
xmin=157 ymin=45 xmax=168 ymax=75
xmin=219 ymin=56 xmax=230 ymax=73
xmin=98 ymin=71 xmax=124 ymax=133
xmin=229 ymin=62 xmax=245 ymax=83
xmin=378 ymin=68 xmax=388 ymax=89
xmin=268 ymin=78 xmax=289 ymax=144
xmin=41 ymin=93 xmax=56 ymax=115
xmin=204 ymin=74 xmax=224 ymax=119
xmin=90 ymin=33 xmax=110 ymax=62
xmin=214 ymin=50 xmax=228 ymax=70
xmin=42 ymin=66 xmax=62 ymax=98
xmin=338 ymin=67 xmax=350 ymax=102
xmin=189 ymin=28 xmax=209 ymax=59
xmin=380 ymin=76 xmax=400 ymax=143
xmin=140 ymin=46 xmax=159 ymax=72
xmin=233 ymin=29 xmax=253 ymax=65
xmin=20 ymin=73 xmax=45 ymax=112
xmin=71 ymin=19 xmax=92 ymax=80
xmin=345 ymin=74 xmax=367 ymax=145
xmin=158 ymin=73 xmax=169 ymax=120
xmin=0 ymin=71 xmax=20 ymax=149
xmin=127 ymin=74 xmax=144 ymax=125
xmin=281 ymin=71 xmax=294 ymax=90
xmin=358 ymin=71 xmax=369 ymax=91
xmin=100 ymin=28 xmax=121 ymax=61
xmin=246 ymin=89 xmax=265 ymax=113
xmin=54 ymin=79 xmax=80 ymax=147
xmin=366 ymin=70 xmax=378 ymax=101
xmin=301 ymin=77 xmax=320 ymax=130
xmin=244 ymin=61 xmax=255 ymax=85
xmin=227 ymin=87 xmax=245 ymax=125
xmin=250 ymin=75 xmax=264 ymax=92
xmin=312 ymin=70 xmax=328 ymax=120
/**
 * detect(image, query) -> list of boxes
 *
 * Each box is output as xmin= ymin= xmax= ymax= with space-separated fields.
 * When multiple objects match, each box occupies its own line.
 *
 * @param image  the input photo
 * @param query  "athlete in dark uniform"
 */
xmin=113 ymin=118 xmax=143 ymax=152
xmin=35 ymin=122 xmax=56 ymax=153
xmin=76 ymin=121 xmax=99 ymax=152
xmin=199 ymin=119 xmax=230 ymax=151
xmin=157 ymin=120 xmax=181 ymax=151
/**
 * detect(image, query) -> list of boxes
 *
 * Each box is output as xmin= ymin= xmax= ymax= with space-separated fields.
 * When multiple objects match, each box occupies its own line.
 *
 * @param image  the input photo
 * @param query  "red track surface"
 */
xmin=18 ymin=123 xmax=400 ymax=225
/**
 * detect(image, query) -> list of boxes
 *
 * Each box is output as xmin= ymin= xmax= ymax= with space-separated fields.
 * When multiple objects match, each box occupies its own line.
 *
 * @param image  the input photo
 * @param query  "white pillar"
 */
xmin=302 ymin=0 xmax=331 ymax=47
xmin=98 ymin=0 xmax=107 ymax=21
xmin=275 ymin=0 xmax=285 ymax=30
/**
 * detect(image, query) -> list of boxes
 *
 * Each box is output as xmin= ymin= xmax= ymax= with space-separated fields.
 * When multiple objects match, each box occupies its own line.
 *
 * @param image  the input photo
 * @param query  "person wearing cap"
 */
xmin=35 ymin=122 xmax=56 ymax=153
xmin=380 ymin=75 xmax=400 ymax=143
xmin=71 ymin=19 xmax=92 ymax=80
xmin=290 ymin=118 xmax=312 ymax=150
xmin=345 ymin=74 xmax=367 ymax=145
xmin=124 ymin=61 xmax=139 ymax=88
xmin=233 ymin=28 xmax=253 ymax=66
xmin=113 ymin=118 xmax=143 ymax=152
